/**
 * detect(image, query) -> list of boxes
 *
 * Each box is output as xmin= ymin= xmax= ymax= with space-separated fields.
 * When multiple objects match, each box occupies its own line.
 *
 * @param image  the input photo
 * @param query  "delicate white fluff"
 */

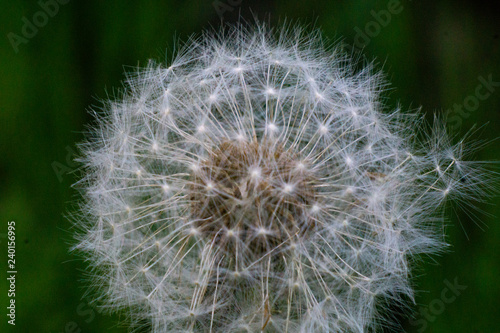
xmin=72 ymin=23 xmax=488 ymax=332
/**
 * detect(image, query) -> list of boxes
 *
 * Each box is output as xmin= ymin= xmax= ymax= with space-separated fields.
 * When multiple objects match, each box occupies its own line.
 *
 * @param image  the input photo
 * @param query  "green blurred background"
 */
xmin=1 ymin=0 xmax=499 ymax=332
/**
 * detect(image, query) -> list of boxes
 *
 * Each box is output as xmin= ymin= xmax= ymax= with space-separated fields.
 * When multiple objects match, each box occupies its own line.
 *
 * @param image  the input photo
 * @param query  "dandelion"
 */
xmin=72 ymin=23 xmax=491 ymax=332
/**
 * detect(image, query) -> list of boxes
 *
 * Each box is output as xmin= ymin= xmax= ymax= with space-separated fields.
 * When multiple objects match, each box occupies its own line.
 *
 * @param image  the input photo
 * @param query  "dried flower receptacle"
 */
xmin=189 ymin=139 xmax=317 ymax=255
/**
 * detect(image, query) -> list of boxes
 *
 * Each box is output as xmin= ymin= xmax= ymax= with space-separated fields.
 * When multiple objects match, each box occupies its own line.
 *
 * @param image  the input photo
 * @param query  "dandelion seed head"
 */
xmin=197 ymin=124 xmax=206 ymax=133
xmin=72 ymin=22 xmax=491 ymax=333
xmin=318 ymin=123 xmax=328 ymax=134
xmin=266 ymin=122 xmax=278 ymax=132
xmin=249 ymin=166 xmax=261 ymax=179
xmin=266 ymin=87 xmax=276 ymax=96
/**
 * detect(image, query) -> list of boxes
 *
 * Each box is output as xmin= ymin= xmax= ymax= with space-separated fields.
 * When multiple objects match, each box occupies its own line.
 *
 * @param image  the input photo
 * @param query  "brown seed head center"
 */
xmin=189 ymin=139 xmax=317 ymax=257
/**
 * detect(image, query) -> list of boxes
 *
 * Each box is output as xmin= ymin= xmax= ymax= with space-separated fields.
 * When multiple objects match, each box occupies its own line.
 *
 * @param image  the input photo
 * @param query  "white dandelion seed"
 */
xmin=72 ymin=23 xmax=491 ymax=332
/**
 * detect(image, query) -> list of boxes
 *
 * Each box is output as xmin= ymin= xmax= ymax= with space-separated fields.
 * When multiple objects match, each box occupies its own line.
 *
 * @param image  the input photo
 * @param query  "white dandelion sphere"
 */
xmin=73 ymin=24 xmax=488 ymax=332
